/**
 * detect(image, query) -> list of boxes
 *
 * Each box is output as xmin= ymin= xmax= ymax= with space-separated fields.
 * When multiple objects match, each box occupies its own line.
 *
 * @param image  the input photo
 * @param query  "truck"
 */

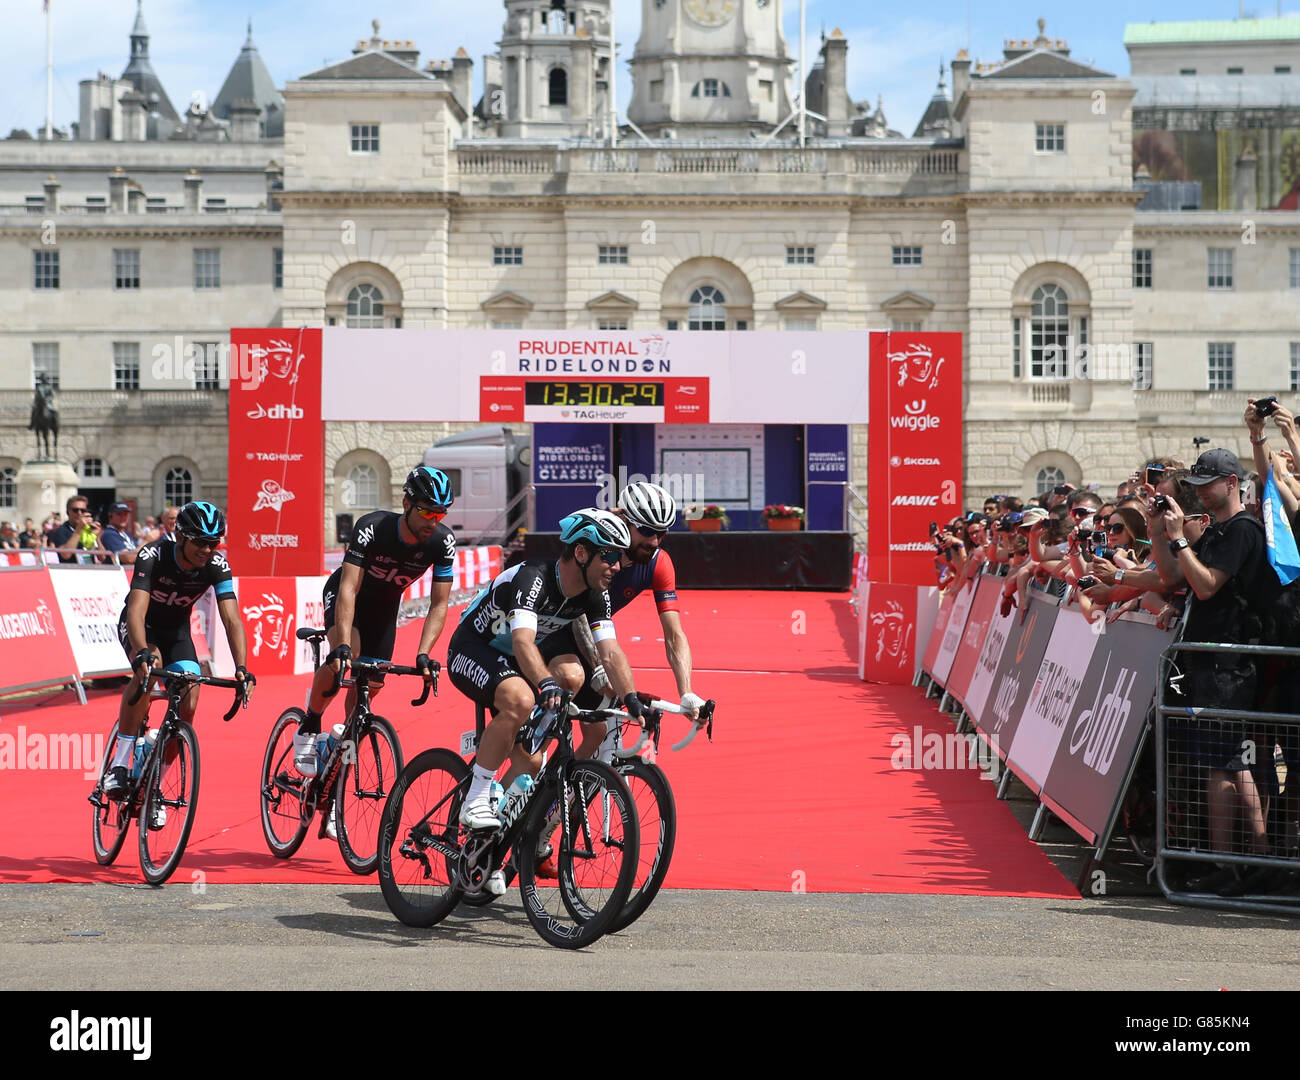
xmin=421 ymin=426 xmax=533 ymax=543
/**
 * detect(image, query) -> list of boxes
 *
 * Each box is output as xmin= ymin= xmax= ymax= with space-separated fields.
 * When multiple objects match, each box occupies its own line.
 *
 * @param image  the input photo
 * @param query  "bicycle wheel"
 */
xmin=378 ymin=748 xmax=469 ymax=927
xmin=335 ymin=715 xmax=403 ymax=876
xmin=260 ymin=709 xmax=310 ymax=859
xmin=605 ymin=760 xmax=676 ymax=933
xmin=517 ymin=760 xmax=638 ymax=949
xmin=91 ymin=721 xmax=131 ymax=865
xmin=138 ymin=721 xmax=200 ymax=886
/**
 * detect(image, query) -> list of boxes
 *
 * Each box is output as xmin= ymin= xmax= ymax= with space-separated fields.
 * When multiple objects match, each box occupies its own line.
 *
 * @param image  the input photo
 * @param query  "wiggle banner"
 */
xmin=868 ymin=332 xmax=964 ymax=586
xmin=226 ymin=329 xmax=324 ymax=577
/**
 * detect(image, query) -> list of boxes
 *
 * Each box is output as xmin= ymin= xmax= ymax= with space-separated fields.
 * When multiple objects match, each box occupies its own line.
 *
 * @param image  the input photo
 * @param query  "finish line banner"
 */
xmin=867 ymin=333 xmax=964 ymax=586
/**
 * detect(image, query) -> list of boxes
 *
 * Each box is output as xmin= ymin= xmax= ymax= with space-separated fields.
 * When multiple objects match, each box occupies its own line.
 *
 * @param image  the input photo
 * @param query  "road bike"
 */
xmin=258 ymin=627 xmax=432 ymax=875
xmin=377 ymin=691 xmax=639 ymax=949
xmin=89 ymin=670 xmax=250 ymax=885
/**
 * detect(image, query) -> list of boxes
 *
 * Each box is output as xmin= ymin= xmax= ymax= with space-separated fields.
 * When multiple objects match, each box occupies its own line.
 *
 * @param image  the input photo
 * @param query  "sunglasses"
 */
xmin=596 ymin=549 xmax=623 ymax=565
xmin=1069 ymin=508 xmax=1091 ymax=519
xmin=186 ymin=537 xmax=222 ymax=551
xmin=635 ymin=524 xmax=667 ymax=539
xmin=411 ymin=505 xmax=448 ymax=521
xmin=1106 ymin=523 xmax=1128 ymax=534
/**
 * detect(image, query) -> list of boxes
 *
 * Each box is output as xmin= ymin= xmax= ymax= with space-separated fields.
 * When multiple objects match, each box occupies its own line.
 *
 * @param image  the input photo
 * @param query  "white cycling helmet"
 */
xmin=619 ymin=482 xmax=677 ymax=532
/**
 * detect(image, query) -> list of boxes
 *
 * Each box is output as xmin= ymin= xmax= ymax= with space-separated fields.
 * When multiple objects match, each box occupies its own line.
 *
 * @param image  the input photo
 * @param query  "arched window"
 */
xmin=346 ymin=284 xmax=385 ymax=329
xmin=344 ymin=464 xmax=380 ymax=512
xmin=1030 ymin=284 xmax=1070 ymax=379
xmin=688 ymin=286 xmax=727 ymax=331
xmin=164 ymin=467 xmax=193 ymax=507
xmin=1035 ymin=466 xmax=1066 ymax=493
xmin=549 ymin=68 xmax=568 ymax=106
xmin=691 ymin=79 xmax=731 ymax=98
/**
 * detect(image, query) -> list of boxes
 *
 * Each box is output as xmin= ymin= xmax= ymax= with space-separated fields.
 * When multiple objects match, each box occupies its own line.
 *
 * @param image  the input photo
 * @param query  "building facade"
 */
xmin=3 ymin=4 xmax=1299 ymax=539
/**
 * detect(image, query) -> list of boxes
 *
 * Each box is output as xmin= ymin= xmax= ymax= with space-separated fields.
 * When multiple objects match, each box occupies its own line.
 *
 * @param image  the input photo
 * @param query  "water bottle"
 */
xmin=131 ymin=729 xmax=159 ymax=779
xmin=318 ymin=723 xmax=345 ymax=765
xmin=498 ymin=775 xmax=534 ymax=820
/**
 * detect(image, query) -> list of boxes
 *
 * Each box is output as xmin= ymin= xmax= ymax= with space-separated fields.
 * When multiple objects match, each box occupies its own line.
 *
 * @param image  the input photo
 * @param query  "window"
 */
xmin=786 ymin=246 xmax=815 ymax=265
xmin=1179 ymin=68 xmax=1196 ymax=75
xmin=1030 ymin=284 xmax=1070 ymax=379
xmin=350 ymin=123 xmax=379 ymax=153
xmin=1277 ymin=66 xmax=1293 ymax=74
xmin=597 ymin=318 xmax=629 ymax=331
xmin=85 ymin=196 xmax=107 ymax=214
xmin=493 ymin=246 xmax=523 ymax=266
xmin=1292 ymin=343 xmax=1300 ymax=393
xmin=193 ymin=343 xmax=221 ymax=390
xmin=33 ymin=249 xmax=59 ymax=289
xmin=0 ymin=467 xmax=15 ymax=510
xmin=598 ymin=245 xmax=628 ymax=265
xmin=114 ymin=249 xmax=140 ymax=290
xmin=891 ymin=246 xmax=922 ymax=266
xmin=491 ymin=320 xmax=523 ymax=330
xmin=1227 ymin=67 xmax=1243 ymax=75
xmin=32 ymin=343 xmax=59 ymax=388
xmin=25 ymin=195 xmax=44 ymax=214
xmin=164 ymin=467 xmax=193 ymax=506
xmin=1207 ymin=342 xmax=1234 ymax=390
xmin=784 ymin=318 xmax=818 ymax=331
xmin=146 ymin=196 xmax=166 ymax=214
xmin=194 ymin=248 xmax=220 ymax=289
xmin=1012 ymin=316 xmax=1022 ymax=379
xmin=346 ymin=284 xmax=385 ymax=329
xmin=344 ymin=464 xmax=380 ymax=511
xmin=204 ymin=198 xmax=227 ymax=213
xmin=1290 ymin=249 xmax=1300 ymax=289
xmin=1133 ymin=342 xmax=1153 ymax=390
xmin=113 ymin=343 xmax=140 ymax=390
xmin=687 ymin=285 xmax=726 ymax=331
xmin=891 ymin=320 xmax=923 ymax=333
xmin=548 ymin=68 xmax=568 ymax=106
xmin=79 ymin=458 xmax=110 ymax=480
xmin=650 ymin=80 xmax=664 ymax=102
xmin=691 ymin=79 xmax=730 ymax=98
xmin=1035 ymin=123 xmax=1065 ymax=152
xmin=273 ymin=247 xmax=283 ymax=289
xmin=1207 ymin=248 xmax=1233 ymax=289
xmin=1133 ymin=248 xmax=1152 ymax=289
xmin=1036 ymin=466 xmax=1066 ymax=492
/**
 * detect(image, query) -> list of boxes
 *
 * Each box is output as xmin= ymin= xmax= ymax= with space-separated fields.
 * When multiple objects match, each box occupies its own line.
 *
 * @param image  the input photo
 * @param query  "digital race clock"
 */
xmin=525 ymin=381 xmax=665 ymax=407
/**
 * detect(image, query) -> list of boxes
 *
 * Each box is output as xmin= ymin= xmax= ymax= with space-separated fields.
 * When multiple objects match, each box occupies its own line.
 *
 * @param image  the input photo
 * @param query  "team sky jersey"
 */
xmin=329 ymin=510 xmax=455 ymax=608
xmin=126 ymin=540 xmax=235 ymax=626
xmin=455 ymin=559 xmax=615 ymax=655
xmin=607 ymin=547 xmax=680 ymax=616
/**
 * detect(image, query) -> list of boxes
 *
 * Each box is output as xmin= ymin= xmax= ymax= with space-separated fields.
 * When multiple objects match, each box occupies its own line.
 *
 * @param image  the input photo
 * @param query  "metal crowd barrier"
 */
xmin=1156 ymin=640 xmax=1300 ymax=915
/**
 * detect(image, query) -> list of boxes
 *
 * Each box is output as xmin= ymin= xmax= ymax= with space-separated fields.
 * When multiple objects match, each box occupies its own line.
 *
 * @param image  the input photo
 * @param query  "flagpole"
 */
xmin=797 ymin=0 xmax=806 ymax=148
xmin=44 ymin=1 xmax=53 ymax=141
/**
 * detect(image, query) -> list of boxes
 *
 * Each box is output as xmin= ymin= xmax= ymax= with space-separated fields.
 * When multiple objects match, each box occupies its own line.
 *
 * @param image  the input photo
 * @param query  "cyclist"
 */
xmin=103 ymin=501 xmax=254 ymax=805
xmin=294 ymin=466 xmax=455 ymax=777
xmin=541 ymin=481 xmax=706 ymax=759
xmin=445 ymin=508 xmax=650 ymax=841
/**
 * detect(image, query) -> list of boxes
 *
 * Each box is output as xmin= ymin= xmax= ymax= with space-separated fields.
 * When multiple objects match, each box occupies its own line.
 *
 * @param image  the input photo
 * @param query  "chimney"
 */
xmin=127 ymin=185 xmax=145 ymax=214
xmin=821 ymin=30 xmax=850 ymax=137
xmin=184 ymin=169 xmax=203 ymax=212
xmin=452 ymin=48 xmax=474 ymax=115
xmin=1234 ymin=145 xmax=1258 ymax=212
xmin=44 ymin=175 xmax=60 ymax=213
xmin=950 ymin=50 xmax=971 ymax=135
xmin=229 ymin=99 xmax=260 ymax=142
xmin=109 ymin=167 xmax=129 ymax=212
xmin=120 ymin=89 xmax=148 ymax=141
xmin=265 ymin=161 xmax=283 ymax=212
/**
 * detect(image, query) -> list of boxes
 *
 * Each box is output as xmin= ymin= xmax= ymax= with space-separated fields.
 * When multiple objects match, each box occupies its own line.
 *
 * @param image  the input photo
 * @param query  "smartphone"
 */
xmin=1145 ymin=463 xmax=1165 ymax=487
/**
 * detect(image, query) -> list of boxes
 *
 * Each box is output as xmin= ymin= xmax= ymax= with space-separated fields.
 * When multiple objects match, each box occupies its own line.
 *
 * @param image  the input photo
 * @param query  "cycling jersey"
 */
xmin=125 ymin=540 xmax=235 ymax=627
xmin=453 ymin=559 xmax=615 ymax=655
xmin=607 ymin=547 xmax=679 ymax=616
xmin=327 ymin=510 xmax=455 ymax=607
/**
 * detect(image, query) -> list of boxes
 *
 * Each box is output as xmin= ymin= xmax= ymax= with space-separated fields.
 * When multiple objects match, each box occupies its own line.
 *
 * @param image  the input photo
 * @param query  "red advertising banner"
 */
xmin=868 ymin=332 xmax=964 ymax=586
xmin=860 ymin=582 xmax=919 ymax=684
xmin=227 ymin=329 xmax=324 ymax=577
xmin=237 ymin=576 xmax=298 ymax=676
xmin=943 ymin=574 xmax=1000 ymax=707
xmin=0 ymin=568 xmax=80 ymax=694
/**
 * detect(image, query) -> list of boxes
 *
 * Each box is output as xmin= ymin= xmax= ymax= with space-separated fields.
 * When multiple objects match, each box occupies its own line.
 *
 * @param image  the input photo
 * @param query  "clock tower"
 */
xmin=628 ymin=0 xmax=794 ymax=137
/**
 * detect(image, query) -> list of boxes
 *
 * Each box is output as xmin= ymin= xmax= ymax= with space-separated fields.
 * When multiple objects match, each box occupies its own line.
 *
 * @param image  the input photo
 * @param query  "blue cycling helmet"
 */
xmin=558 ymin=508 xmax=631 ymax=551
xmin=176 ymin=501 xmax=226 ymax=541
xmin=404 ymin=466 xmax=454 ymax=508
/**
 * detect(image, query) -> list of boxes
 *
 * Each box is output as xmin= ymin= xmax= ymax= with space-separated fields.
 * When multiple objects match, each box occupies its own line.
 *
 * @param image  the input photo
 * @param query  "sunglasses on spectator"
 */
xmin=1106 ymin=523 xmax=1129 ymax=534
xmin=634 ymin=524 xmax=667 ymax=539
xmin=411 ymin=504 xmax=448 ymax=521
xmin=1069 ymin=508 xmax=1092 ymax=519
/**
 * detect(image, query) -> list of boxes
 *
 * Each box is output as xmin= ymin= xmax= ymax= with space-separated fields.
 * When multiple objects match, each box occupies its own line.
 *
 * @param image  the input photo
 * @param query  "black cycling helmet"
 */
xmin=176 ymin=501 xmax=226 ymax=541
xmin=403 ymin=466 xmax=454 ymax=508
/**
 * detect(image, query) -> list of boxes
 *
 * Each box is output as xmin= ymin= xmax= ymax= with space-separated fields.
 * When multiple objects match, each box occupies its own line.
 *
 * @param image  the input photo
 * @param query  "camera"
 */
xmin=1091 ymin=529 xmax=1108 ymax=546
xmin=1152 ymin=494 xmax=1170 ymax=512
xmin=1255 ymin=395 xmax=1279 ymax=418
xmin=1076 ymin=576 xmax=1099 ymax=590
xmin=929 ymin=521 xmax=938 ymax=536
xmin=1145 ymin=463 xmax=1165 ymax=486
xmin=1093 ymin=547 xmax=1118 ymax=562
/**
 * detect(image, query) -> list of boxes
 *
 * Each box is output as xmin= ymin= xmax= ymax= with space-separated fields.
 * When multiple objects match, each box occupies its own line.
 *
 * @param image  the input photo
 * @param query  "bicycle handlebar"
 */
xmin=575 ymin=693 xmax=715 ymax=758
xmin=126 ymin=669 xmax=252 ymax=721
xmin=298 ymin=626 xmax=438 ymax=704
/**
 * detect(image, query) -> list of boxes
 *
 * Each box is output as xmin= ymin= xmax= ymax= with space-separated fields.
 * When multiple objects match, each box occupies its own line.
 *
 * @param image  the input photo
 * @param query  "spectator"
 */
xmin=150 ymin=506 xmax=179 ymax=544
xmin=98 ymin=502 xmax=138 ymax=565
xmin=17 ymin=518 xmax=39 ymax=549
xmin=0 ymin=522 xmax=17 ymax=549
xmin=47 ymin=496 xmax=99 ymax=564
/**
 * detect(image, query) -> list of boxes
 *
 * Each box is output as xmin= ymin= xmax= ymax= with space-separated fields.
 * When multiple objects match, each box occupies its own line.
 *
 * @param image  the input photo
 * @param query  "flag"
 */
xmin=1263 ymin=469 xmax=1300 ymax=585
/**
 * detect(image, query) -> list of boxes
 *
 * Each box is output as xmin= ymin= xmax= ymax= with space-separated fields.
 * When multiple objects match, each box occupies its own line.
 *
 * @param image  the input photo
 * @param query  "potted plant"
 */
xmin=686 ymin=504 xmax=729 ymax=532
xmin=764 ymin=504 xmax=805 ymax=531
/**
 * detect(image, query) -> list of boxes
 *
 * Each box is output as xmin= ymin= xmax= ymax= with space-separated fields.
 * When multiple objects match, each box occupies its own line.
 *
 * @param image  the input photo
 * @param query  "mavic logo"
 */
xmin=891 ymin=495 xmax=939 ymax=507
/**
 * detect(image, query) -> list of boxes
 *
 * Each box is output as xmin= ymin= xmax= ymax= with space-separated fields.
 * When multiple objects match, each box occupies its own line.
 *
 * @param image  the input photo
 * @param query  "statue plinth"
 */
xmin=15 ymin=460 xmax=79 ymax=529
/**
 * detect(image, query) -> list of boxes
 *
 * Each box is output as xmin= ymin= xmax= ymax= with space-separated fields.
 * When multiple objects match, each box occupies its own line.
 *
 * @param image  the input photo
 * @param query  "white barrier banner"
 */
xmin=931 ymin=580 xmax=976 ymax=685
xmin=45 ymin=566 xmax=131 ymax=677
xmin=295 ymin=576 xmax=329 ymax=675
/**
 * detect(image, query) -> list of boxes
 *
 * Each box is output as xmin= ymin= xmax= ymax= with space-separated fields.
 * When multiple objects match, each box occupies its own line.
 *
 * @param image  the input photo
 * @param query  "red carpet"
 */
xmin=0 ymin=591 xmax=1073 ymax=897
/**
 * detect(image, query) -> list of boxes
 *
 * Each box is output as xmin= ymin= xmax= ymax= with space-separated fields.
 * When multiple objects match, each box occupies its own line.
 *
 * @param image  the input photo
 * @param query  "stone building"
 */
xmin=2 ymin=4 xmax=1299 ymax=539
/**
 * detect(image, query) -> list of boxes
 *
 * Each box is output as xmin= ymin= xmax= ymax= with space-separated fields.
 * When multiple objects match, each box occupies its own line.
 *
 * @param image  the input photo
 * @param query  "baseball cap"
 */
xmin=110 ymin=502 xmax=130 ymax=513
xmin=1185 ymin=449 xmax=1244 ymax=486
xmin=1018 ymin=507 xmax=1049 ymax=529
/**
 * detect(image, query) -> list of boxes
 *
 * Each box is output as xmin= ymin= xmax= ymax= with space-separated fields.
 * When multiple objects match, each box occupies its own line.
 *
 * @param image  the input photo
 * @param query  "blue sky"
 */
xmin=6 ymin=1 xmax=1299 ymax=138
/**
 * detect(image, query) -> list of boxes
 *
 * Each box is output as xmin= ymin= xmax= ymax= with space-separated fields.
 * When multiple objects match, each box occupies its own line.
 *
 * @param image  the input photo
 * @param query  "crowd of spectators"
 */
xmin=926 ymin=396 xmax=1300 ymax=897
xmin=1 ymin=497 xmax=181 ymax=563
